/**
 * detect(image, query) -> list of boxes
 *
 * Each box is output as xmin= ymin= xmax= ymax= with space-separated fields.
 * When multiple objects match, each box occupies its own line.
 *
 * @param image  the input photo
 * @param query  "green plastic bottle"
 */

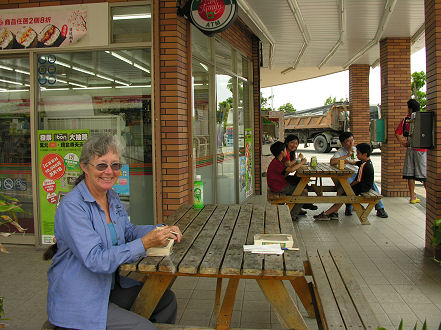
xmin=194 ymin=175 xmax=204 ymax=209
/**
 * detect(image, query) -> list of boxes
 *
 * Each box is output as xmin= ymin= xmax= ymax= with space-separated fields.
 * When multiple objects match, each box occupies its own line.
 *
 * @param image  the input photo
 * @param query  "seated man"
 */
xmin=314 ymin=143 xmax=375 ymax=221
xmin=267 ymin=141 xmax=307 ymax=220
xmin=330 ymin=132 xmax=388 ymax=218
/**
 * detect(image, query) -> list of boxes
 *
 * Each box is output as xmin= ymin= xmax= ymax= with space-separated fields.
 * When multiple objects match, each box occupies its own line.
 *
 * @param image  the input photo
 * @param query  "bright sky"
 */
xmin=262 ymin=48 xmax=427 ymax=111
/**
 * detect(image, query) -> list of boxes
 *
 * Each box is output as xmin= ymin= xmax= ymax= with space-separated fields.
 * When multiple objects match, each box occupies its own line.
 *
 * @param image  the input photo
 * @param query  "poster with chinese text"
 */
xmin=38 ymin=130 xmax=89 ymax=245
xmin=245 ymin=128 xmax=253 ymax=198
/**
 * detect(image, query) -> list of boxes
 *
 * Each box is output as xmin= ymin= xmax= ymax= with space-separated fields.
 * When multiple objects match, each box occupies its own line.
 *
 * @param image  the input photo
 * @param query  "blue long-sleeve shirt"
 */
xmin=47 ymin=180 xmax=157 ymax=330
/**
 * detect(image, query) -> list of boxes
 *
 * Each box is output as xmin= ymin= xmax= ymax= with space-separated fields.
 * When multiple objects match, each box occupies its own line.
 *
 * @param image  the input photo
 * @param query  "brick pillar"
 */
xmin=252 ymin=37 xmax=262 ymax=195
xmin=425 ymin=0 xmax=441 ymax=254
xmin=154 ymin=0 xmax=192 ymax=220
xmin=349 ymin=64 xmax=370 ymax=144
xmin=379 ymin=38 xmax=411 ymax=197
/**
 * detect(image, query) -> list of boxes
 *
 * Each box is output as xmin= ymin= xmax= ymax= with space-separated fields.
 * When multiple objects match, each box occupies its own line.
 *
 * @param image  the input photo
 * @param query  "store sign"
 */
xmin=38 ymin=129 xmax=89 ymax=245
xmin=0 ymin=6 xmax=87 ymax=50
xmin=189 ymin=0 xmax=238 ymax=36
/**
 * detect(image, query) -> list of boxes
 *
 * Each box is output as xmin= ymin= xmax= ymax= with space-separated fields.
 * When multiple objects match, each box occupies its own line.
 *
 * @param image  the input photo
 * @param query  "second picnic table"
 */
xmin=268 ymin=162 xmax=382 ymax=224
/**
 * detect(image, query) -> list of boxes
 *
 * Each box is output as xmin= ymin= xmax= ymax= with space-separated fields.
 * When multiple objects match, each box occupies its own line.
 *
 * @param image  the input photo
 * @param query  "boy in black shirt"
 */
xmin=314 ymin=143 xmax=374 ymax=220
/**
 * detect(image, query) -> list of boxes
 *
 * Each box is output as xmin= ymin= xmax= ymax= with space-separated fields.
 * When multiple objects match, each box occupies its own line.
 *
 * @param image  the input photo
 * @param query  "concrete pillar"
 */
xmin=349 ymin=64 xmax=370 ymax=144
xmin=424 ymin=0 xmax=441 ymax=254
xmin=379 ymin=38 xmax=411 ymax=197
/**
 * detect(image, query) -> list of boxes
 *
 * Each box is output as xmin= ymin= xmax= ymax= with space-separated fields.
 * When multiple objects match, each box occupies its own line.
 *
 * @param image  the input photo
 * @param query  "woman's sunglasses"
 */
xmin=88 ymin=162 xmax=123 ymax=171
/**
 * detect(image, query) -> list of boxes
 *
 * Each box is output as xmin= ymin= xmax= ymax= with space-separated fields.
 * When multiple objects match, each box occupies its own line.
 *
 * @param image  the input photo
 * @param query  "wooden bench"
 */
xmin=305 ymin=249 xmax=380 ymax=329
xmin=267 ymin=188 xmax=382 ymax=224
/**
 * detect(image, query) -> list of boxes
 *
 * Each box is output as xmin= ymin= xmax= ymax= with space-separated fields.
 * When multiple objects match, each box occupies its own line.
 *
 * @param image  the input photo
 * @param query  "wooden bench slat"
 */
xmin=329 ymin=250 xmax=380 ymax=329
xmin=317 ymin=248 xmax=363 ymax=328
xmin=307 ymin=249 xmax=346 ymax=329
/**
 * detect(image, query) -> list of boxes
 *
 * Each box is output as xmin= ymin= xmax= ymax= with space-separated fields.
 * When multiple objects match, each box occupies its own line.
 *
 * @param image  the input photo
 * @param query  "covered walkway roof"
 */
xmin=238 ymin=0 xmax=425 ymax=87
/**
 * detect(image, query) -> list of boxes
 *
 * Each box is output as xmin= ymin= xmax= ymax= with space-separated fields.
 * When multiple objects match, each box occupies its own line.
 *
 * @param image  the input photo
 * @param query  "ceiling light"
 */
xmin=96 ymin=74 xmax=114 ymax=82
xmin=56 ymin=78 xmax=68 ymax=84
xmin=0 ymin=89 xmax=29 ymax=93
xmin=134 ymin=63 xmax=150 ymax=73
xmin=69 ymin=82 xmax=87 ymax=88
xmin=0 ymin=78 xmax=22 ymax=85
xmin=115 ymin=85 xmax=151 ymax=88
xmin=15 ymin=69 xmax=30 ymax=75
xmin=84 ymin=86 xmax=112 ymax=90
xmin=115 ymin=80 xmax=130 ymax=86
xmin=109 ymin=52 xmax=133 ymax=65
xmin=112 ymin=13 xmax=151 ymax=20
xmin=56 ymin=60 xmax=71 ymax=68
xmin=0 ymin=65 xmax=13 ymax=71
xmin=200 ymin=63 xmax=208 ymax=71
xmin=72 ymin=66 xmax=95 ymax=76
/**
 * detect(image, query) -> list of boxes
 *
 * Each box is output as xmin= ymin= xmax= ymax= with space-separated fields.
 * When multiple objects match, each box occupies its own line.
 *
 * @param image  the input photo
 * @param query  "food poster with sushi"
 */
xmin=0 ymin=7 xmax=87 ymax=50
xmin=38 ymin=130 xmax=89 ymax=245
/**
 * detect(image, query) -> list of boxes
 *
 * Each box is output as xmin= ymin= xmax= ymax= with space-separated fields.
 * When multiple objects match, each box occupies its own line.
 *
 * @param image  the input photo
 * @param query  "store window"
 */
xmin=111 ymin=4 xmax=152 ymax=43
xmin=36 ymin=49 xmax=153 ymax=234
xmin=0 ymin=57 xmax=34 ymax=235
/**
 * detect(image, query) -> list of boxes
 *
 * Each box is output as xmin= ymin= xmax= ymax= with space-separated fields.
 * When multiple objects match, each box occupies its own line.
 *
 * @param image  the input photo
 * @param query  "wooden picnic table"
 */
xmin=268 ymin=163 xmax=381 ymax=224
xmin=121 ymin=204 xmax=315 ymax=330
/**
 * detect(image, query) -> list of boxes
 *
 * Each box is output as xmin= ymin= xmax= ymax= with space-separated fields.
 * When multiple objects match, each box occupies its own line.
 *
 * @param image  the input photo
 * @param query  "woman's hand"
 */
xmin=141 ymin=226 xmax=174 ymax=250
xmin=169 ymin=226 xmax=182 ymax=243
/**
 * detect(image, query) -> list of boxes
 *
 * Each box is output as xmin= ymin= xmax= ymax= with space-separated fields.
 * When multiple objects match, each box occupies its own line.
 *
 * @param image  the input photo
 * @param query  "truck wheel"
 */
xmin=313 ymin=135 xmax=330 ymax=153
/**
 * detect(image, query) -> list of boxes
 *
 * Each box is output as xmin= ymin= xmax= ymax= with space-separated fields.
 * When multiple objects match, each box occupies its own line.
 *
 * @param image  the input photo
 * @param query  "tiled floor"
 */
xmin=1 ymin=180 xmax=440 ymax=329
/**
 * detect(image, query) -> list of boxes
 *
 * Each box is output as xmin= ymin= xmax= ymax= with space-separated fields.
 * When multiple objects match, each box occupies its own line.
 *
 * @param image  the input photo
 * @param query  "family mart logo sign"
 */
xmin=190 ymin=0 xmax=237 ymax=35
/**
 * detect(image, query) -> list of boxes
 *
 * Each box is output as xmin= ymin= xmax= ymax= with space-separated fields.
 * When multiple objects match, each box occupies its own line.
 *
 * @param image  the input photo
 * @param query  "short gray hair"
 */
xmin=79 ymin=135 xmax=122 ymax=164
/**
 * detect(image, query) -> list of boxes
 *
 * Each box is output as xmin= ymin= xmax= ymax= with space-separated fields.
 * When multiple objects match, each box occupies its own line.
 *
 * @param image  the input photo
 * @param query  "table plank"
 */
xmin=138 ymin=206 xmax=209 ymax=273
xmin=263 ymin=204 xmax=284 ymax=276
xmin=220 ymin=204 xmax=253 ymax=275
xmin=242 ymin=204 xmax=265 ymax=276
xmin=277 ymin=205 xmax=304 ymax=276
xmin=199 ymin=205 xmax=240 ymax=274
xmin=178 ymin=205 xmax=228 ymax=274
xmin=163 ymin=204 xmax=193 ymax=226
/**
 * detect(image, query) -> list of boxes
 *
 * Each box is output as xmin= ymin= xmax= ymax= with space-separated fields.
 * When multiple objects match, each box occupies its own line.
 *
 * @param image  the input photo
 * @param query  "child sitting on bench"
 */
xmin=267 ymin=141 xmax=306 ymax=220
xmin=314 ymin=143 xmax=374 ymax=221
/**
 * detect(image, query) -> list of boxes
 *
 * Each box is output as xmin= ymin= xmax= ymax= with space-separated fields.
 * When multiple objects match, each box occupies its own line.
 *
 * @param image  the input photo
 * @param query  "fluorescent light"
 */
xmin=24 ymin=83 xmax=30 ymax=87
xmin=134 ymin=63 xmax=150 ymax=73
xmin=0 ymin=78 xmax=22 ymax=85
xmin=200 ymin=63 xmax=208 ymax=71
xmin=110 ymin=52 xmax=133 ymax=65
xmin=15 ymin=69 xmax=29 ymax=75
xmin=113 ymin=13 xmax=151 ymax=20
xmin=84 ymin=86 xmax=112 ymax=90
xmin=56 ymin=61 xmax=71 ymax=68
xmin=68 ymin=82 xmax=87 ymax=88
xmin=0 ymin=89 xmax=29 ymax=93
xmin=56 ymin=78 xmax=68 ymax=84
xmin=115 ymin=80 xmax=130 ymax=86
xmin=42 ymin=88 xmax=70 ymax=91
xmin=72 ymin=66 xmax=95 ymax=76
xmin=0 ymin=65 xmax=13 ymax=71
xmin=96 ymin=74 xmax=114 ymax=82
xmin=115 ymin=85 xmax=151 ymax=88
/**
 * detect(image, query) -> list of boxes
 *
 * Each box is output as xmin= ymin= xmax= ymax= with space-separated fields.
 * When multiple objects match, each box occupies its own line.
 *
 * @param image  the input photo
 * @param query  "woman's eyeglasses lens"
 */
xmin=90 ymin=163 xmax=122 ymax=171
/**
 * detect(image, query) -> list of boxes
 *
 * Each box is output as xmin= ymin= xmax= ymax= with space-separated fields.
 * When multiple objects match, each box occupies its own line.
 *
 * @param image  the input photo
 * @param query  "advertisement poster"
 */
xmin=38 ymin=130 xmax=89 ymax=245
xmin=112 ymin=164 xmax=130 ymax=196
xmin=0 ymin=7 xmax=87 ymax=50
xmin=245 ymin=128 xmax=253 ymax=197
xmin=239 ymin=156 xmax=246 ymax=194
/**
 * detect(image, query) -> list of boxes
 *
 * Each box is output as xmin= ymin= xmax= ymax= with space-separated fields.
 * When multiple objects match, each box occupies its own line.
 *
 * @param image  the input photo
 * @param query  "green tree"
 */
xmin=324 ymin=96 xmax=337 ymax=105
xmin=411 ymin=71 xmax=426 ymax=110
xmin=261 ymin=93 xmax=274 ymax=111
xmin=278 ymin=102 xmax=296 ymax=113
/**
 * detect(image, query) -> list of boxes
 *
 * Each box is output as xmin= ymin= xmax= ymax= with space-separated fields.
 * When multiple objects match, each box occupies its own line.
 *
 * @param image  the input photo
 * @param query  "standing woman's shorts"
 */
xmin=403 ymin=148 xmax=427 ymax=182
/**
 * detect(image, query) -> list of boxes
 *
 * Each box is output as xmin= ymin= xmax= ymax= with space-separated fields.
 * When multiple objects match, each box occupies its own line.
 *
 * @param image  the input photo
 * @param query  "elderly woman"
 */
xmin=46 ymin=135 xmax=182 ymax=330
